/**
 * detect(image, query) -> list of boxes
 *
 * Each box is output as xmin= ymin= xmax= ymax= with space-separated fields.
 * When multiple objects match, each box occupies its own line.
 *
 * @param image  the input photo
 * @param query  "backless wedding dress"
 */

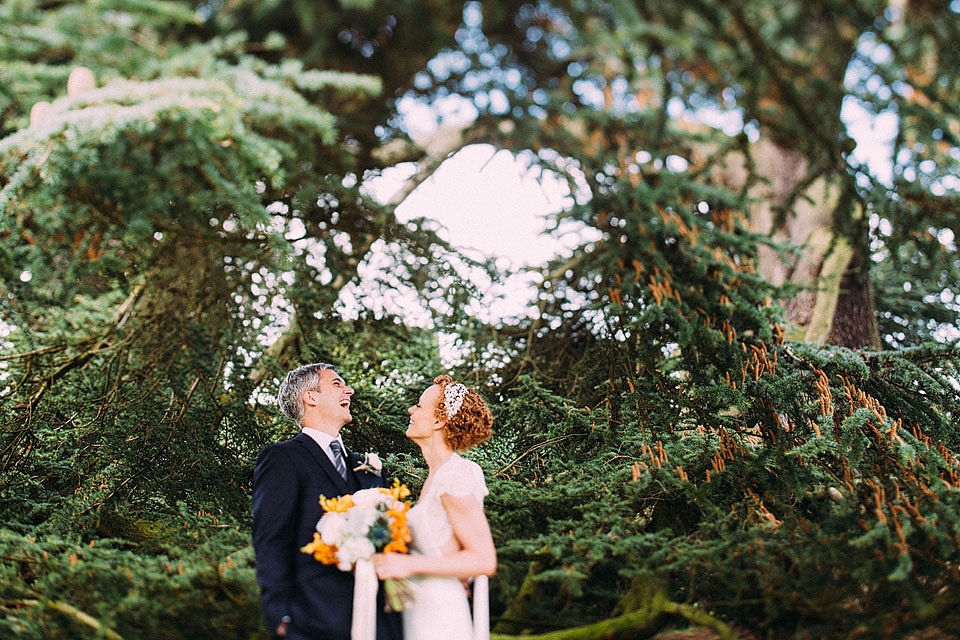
xmin=403 ymin=453 xmax=488 ymax=640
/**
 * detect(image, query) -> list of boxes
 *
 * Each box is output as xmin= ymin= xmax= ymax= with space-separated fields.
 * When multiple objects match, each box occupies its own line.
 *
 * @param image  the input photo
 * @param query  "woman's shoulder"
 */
xmin=436 ymin=453 xmax=488 ymax=498
xmin=441 ymin=452 xmax=484 ymax=474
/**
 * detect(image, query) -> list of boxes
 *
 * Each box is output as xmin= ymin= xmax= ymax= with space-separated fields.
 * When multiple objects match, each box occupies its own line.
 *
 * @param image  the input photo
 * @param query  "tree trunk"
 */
xmin=826 ymin=246 xmax=882 ymax=348
xmin=715 ymin=137 xmax=879 ymax=348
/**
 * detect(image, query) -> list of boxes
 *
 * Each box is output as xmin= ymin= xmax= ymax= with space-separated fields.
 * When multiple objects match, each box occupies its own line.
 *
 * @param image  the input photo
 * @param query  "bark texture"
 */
xmin=715 ymin=137 xmax=878 ymax=347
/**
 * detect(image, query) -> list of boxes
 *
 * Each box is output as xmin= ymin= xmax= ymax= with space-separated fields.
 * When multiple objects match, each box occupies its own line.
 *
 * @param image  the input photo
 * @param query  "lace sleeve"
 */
xmin=436 ymin=456 xmax=489 ymax=502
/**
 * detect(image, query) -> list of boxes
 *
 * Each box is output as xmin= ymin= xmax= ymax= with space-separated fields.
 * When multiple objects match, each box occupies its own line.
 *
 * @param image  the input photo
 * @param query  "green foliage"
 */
xmin=0 ymin=527 xmax=265 ymax=640
xmin=479 ymin=343 xmax=960 ymax=636
xmin=1 ymin=1 xmax=959 ymax=639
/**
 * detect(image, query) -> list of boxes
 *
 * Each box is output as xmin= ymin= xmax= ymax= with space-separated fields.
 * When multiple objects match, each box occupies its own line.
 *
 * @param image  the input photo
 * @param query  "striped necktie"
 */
xmin=329 ymin=441 xmax=348 ymax=480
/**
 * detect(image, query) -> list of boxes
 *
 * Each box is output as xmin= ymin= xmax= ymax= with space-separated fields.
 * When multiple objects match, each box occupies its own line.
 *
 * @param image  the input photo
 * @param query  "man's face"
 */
xmin=304 ymin=369 xmax=354 ymax=427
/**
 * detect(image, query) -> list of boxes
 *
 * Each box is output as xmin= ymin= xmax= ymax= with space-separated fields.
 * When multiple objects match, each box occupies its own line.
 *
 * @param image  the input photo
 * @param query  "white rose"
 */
xmin=365 ymin=452 xmax=383 ymax=472
xmin=351 ymin=488 xmax=382 ymax=508
xmin=338 ymin=536 xmax=375 ymax=569
xmin=344 ymin=506 xmax=378 ymax=538
xmin=353 ymin=452 xmax=383 ymax=476
xmin=318 ymin=512 xmax=346 ymax=546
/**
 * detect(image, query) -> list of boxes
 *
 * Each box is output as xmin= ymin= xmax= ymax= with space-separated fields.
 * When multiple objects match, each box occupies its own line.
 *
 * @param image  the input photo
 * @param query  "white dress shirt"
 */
xmin=301 ymin=427 xmax=347 ymax=470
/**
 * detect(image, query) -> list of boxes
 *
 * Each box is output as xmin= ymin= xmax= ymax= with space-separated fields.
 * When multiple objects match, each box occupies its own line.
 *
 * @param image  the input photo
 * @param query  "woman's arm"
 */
xmin=373 ymin=494 xmax=497 ymax=579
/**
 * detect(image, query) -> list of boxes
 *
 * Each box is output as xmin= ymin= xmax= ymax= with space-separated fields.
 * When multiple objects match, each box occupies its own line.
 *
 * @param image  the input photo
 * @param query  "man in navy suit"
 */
xmin=252 ymin=363 xmax=402 ymax=640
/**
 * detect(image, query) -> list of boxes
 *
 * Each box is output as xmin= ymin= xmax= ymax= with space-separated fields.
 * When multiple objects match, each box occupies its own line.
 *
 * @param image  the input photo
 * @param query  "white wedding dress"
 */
xmin=403 ymin=453 xmax=489 ymax=640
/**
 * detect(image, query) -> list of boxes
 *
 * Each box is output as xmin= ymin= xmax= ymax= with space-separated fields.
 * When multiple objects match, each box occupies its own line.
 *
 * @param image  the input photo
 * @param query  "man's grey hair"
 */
xmin=277 ymin=362 xmax=335 ymax=423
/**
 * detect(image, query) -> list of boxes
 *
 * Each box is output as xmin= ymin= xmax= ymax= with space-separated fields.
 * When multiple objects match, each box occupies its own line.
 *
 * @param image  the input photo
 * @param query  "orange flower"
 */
xmin=319 ymin=494 xmax=355 ymax=513
xmin=301 ymin=532 xmax=338 ymax=565
xmin=385 ymin=478 xmax=411 ymax=501
xmin=383 ymin=539 xmax=408 ymax=554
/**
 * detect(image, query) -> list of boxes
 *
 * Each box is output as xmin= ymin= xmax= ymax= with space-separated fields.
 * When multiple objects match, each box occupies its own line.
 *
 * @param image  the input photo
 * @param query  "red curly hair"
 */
xmin=432 ymin=375 xmax=493 ymax=451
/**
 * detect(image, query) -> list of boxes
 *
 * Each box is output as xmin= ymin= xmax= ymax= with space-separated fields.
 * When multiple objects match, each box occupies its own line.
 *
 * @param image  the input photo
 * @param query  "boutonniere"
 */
xmin=353 ymin=452 xmax=383 ymax=477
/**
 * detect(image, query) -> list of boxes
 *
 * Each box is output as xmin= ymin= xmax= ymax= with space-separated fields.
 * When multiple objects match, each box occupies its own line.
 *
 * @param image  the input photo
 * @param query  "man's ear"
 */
xmin=302 ymin=389 xmax=319 ymax=407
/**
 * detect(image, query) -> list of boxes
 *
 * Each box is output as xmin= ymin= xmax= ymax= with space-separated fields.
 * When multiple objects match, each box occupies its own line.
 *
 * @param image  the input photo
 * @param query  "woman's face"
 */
xmin=406 ymin=384 xmax=442 ymax=441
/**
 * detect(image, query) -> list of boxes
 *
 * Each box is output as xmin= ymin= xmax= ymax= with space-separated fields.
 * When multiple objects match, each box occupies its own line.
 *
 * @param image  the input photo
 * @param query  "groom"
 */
xmin=252 ymin=363 xmax=402 ymax=640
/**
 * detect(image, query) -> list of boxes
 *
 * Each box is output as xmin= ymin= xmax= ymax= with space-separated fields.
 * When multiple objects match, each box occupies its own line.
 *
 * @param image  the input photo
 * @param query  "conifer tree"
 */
xmin=0 ymin=1 xmax=958 ymax=639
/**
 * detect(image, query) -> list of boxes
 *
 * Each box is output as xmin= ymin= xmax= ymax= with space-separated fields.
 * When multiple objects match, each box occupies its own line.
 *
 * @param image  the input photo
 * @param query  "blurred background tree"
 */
xmin=1 ymin=1 xmax=957 ymax=638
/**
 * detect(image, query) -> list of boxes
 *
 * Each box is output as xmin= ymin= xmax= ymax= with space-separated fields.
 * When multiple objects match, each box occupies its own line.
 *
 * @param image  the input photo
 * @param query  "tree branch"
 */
xmin=4 ymin=598 xmax=125 ymax=640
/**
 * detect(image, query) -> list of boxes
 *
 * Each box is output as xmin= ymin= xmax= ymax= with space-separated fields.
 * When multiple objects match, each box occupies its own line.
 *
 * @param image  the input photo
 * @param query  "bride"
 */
xmin=373 ymin=375 xmax=496 ymax=640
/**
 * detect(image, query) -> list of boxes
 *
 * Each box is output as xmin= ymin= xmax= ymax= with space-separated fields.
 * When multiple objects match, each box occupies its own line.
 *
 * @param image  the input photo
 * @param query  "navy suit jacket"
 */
xmin=252 ymin=432 xmax=402 ymax=640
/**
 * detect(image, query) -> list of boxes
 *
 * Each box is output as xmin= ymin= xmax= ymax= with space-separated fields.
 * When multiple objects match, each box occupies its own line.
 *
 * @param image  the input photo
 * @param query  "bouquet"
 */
xmin=302 ymin=479 xmax=413 ymax=612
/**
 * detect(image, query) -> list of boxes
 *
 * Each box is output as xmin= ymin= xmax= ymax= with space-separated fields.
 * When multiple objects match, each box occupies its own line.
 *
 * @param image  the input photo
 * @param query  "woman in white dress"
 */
xmin=372 ymin=375 xmax=496 ymax=640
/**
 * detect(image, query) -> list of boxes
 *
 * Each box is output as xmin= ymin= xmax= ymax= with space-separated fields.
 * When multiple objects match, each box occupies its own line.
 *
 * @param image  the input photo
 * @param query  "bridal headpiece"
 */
xmin=443 ymin=382 xmax=468 ymax=419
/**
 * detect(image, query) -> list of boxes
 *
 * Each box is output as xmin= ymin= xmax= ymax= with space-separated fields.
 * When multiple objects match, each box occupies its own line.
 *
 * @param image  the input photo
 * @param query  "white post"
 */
xmin=472 ymin=574 xmax=489 ymax=640
xmin=351 ymin=559 xmax=378 ymax=640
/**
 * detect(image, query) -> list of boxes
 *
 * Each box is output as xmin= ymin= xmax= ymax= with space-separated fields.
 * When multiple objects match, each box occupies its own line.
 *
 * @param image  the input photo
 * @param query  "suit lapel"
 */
xmin=294 ymin=433 xmax=349 ymax=493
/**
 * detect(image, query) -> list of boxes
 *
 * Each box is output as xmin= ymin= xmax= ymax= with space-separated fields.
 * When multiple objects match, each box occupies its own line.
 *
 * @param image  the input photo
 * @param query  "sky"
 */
xmin=356 ymin=145 xmax=589 ymax=332
xmin=368 ymin=95 xmax=595 ymax=268
xmin=359 ymin=94 xmax=603 ymax=325
xmin=370 ymin=145 xmax=580 ymax=269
